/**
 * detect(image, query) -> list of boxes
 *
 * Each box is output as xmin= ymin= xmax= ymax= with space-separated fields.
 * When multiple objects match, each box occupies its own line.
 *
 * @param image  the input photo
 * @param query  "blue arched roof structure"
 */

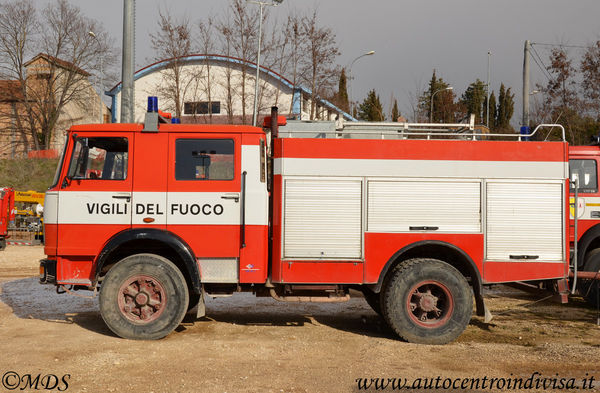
xmin=106 ymin=54 xmax=356 ymax=122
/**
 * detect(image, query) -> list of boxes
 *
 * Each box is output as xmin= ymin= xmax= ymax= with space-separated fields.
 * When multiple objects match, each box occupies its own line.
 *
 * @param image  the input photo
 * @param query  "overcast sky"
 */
xmin=76 ymin=0 xmax=599 ymax=125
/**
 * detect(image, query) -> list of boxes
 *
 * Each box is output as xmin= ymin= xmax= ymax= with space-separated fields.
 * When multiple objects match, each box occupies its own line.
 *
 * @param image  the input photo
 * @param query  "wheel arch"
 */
xmin=576 ymin=223 xmax=600 ymax=268
xmin=372 ymin=240 xmax=485 ymax=317
xmin=94 ymin=228 xmax=201 ymax=295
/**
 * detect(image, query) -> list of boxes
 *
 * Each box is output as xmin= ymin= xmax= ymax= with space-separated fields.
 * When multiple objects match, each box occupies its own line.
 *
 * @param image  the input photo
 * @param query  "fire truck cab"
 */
xmin=568 ymin=144 xmax=600 ymax=306
xmin=40 ymin=102 xmax=572 ymax=344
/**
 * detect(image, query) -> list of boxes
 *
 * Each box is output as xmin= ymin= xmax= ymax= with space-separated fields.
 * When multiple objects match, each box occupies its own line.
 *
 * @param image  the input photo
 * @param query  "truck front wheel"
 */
xmin=382 ymin=258 xmax=473 ymax=345
xmin=582 ymin=249 xmax=600 ymax=308
xmin=99 ymin=253 xmax=189 ymax=340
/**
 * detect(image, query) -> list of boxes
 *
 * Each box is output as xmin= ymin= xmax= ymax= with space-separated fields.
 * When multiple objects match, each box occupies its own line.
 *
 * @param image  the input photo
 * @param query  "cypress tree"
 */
xmin=391 ymin=99 xmax=400 ymax=122
xmin=337 ymin=68 xmax=350 ymax=113
xmin=358 ymin=89 xmax=385 ymax=121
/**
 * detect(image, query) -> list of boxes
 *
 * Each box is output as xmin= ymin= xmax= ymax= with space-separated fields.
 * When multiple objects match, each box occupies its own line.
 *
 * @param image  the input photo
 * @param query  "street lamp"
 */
xmin=89 ymin=31 xmax=104 ymax=124
xmin=348 ymin=50 xmax=375 ymax=117
xmin=248 ymin=0 xmax=283 ymax=127
xmin=430 ymin=86 xmax=453 ymax=123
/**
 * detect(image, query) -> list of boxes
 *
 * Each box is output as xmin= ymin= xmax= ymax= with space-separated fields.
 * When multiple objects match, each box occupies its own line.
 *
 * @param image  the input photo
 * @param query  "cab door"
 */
xmin=57 ymin=133 xmax=133 ymax=257
xmin=569 ymin=156 xmax=599 ymax=242
xmin=166 ymin=133 xmax=242 ymax=284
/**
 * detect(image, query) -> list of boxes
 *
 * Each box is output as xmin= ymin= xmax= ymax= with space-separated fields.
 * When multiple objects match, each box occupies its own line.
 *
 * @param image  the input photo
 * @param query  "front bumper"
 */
xmin=39 ymin=259 xmax=56 ymax=284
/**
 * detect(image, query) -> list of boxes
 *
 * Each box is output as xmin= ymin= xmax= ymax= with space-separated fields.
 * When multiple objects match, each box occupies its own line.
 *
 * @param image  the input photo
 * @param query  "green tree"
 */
xmin=391 ymin=98 xmax=400 ymax=121
xmin=334 ymin=68 xmax=350 ymax=113
xmin=358 ymin=89 xmax=385 ymax=121
xmin=461 ymin=79 xmax=486 ymax=124
xmin=496 ymin=83 xmax=514 ymax=130
xmin=485 ymin=91 xmax=497 ymax=129
xmin=419 ymin=70 xmax=455 ymax=122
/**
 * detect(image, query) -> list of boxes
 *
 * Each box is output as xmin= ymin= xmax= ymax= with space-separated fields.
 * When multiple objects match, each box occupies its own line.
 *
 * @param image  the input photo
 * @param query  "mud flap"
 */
xmin=196 ymin=290 xmax=206 ymax=319
xmin=484 ymin=303 xmax=493 ymax=323
xmin=474 ymin=288 xmax=493 ymax=323
xmin=185 ymin=290 xmax=206 ymax=321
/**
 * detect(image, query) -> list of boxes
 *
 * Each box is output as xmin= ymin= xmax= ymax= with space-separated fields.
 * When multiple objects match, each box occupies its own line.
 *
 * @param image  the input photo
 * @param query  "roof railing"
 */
xmin=276 ymin=115 xmax=566 ymax=142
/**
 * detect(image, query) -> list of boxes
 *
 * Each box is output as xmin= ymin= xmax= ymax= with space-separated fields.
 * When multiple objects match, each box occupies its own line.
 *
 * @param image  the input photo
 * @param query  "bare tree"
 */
xmin=0 ymin=0 xmax=113 ymax=152
xmin=216 ymin=18 xmax=236 ymax=124
xmin=581 ymin=40 xmax=600 ymax=119
xmin=149 ymin=9 xmax=194 ymax=119
xmin=261 ymin=16 xmax=291 ymax=111
xmin=285 ymin=12 xmax=302 ymax=115
xmin=536 ymin=47 xmax=592 ymax=144
xmin=298 ymin=10 xmax=340 ymax=120
xmin=196 ymin=19 xmax=216 ymax=123
xmin=226 ymin=0 xmax=263 ymax=124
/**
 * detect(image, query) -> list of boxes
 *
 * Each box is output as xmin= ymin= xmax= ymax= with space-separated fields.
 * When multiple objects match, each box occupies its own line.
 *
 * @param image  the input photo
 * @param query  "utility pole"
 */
xmin=248 ymin=0 xmax=283 ymax=127
xmin=120 ymin=0 xmax=135 ymax=123
xmin=521 ymin=40 xmax=531 ymax=138
xmin=486 ymin=51 xmax=491 ymax=127
xmin=89 ymin=31 xmax=104 ymax=124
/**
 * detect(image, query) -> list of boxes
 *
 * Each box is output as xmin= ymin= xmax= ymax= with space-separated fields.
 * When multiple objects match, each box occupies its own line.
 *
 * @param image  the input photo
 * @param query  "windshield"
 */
xmin=49 ymin=138 xmax=69 ymax=189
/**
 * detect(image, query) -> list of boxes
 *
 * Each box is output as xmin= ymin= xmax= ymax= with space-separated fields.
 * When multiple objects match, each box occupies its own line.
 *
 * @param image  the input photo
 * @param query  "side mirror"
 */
xmin=61 ymin=177 xmax=71 ymax=189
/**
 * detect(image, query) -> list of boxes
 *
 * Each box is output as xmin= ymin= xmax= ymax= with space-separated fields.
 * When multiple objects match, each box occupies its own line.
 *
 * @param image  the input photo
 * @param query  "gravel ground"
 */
xmin=0 ymin=245 xmax=599 ymax=393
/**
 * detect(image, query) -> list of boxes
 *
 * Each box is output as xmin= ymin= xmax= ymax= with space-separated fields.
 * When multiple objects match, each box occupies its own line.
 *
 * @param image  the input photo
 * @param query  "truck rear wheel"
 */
xmin=382 ymin=258 xmax=473 ymax=345
xmin=99 ymin=253 xmax=189 ymax=340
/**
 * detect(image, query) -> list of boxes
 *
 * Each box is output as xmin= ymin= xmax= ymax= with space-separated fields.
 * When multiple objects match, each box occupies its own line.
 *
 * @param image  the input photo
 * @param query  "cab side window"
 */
xmin=570 ymin=159 xmax=598 ymax=193
xmin=67 ymin=137 xmax=128 ymax=180
xmin=175 ymin=139 xmax=234 ymax=181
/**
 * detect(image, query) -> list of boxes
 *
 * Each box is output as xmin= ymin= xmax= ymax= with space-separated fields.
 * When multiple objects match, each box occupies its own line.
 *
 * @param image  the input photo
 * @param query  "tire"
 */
xmin=382 ymin=258 xmax=473 ymax=345
xmin=361 ymin=288 xmax=382 ymax=315
xmin=99 ymin=253 xmax=189 ymax=340
xmin=581 ymin=249 xmax=600 ymax=308
xmin=0 ymin=238 xmax=5 ymax=251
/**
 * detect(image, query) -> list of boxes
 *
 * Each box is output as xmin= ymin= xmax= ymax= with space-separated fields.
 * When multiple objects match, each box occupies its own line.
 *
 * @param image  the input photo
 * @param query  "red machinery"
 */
xmin=0 ymin=187 xmax=15 ymax=250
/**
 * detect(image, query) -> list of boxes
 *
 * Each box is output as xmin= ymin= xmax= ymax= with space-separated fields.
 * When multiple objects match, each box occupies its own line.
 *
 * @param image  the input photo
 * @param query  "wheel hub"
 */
xmin=406 ymin=280 xmax=454 ymax=328
xmin=117 ymin=275 xmax=167 ymax=323
xmin=134 ymin=292 xmax=149 ymax=306
xmin=418 ymin=293 xmax=438 ymax=312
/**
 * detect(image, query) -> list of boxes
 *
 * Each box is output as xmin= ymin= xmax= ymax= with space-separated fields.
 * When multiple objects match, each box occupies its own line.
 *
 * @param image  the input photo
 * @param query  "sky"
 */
xmin=74 ymin=0 xmax=600 ymax=125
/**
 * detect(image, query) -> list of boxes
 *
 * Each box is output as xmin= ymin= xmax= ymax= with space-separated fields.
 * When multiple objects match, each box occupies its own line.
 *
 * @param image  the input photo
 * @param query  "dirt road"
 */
xmin=1 ymin=246 xmax=599 ymax=392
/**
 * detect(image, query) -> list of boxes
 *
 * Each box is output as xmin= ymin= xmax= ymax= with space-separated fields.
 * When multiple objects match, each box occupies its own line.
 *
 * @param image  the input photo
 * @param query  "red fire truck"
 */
xmin=40 ymin=101 xmax=578 ymax=344
xmin=568 ymin=145 xmax=600 ymax=307
xmin=0 ymin=187 xmax=15 ymax=250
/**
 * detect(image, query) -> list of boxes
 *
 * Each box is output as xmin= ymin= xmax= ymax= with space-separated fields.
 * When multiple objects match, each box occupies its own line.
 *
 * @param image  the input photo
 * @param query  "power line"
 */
xmin=531 ymin=42 xmax=595 ymax=50
xmin=530 ymin=44 xmax=553 ymax=81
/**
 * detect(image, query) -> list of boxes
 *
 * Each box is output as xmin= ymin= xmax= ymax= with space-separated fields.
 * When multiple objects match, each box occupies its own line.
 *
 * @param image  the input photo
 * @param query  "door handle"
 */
xmin=112 ymin=194 xmax=131 ymax=202
xmin=221 ymin=193 xmax=240 ymax=203
xmin=409 ymin=226 xmax=439 ymax=231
